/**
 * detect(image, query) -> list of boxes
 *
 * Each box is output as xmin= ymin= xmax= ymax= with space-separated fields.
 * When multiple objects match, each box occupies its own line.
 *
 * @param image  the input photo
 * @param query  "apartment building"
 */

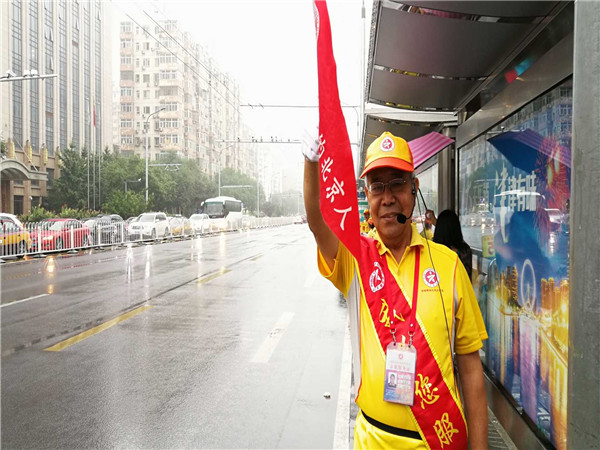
xmin=118 ymin=18 xmax=250 ymax=181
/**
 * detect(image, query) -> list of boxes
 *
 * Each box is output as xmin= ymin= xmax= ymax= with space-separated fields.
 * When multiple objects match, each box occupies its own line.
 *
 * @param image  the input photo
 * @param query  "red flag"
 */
xmin=314 ymin=0 xmax=360 ymax=257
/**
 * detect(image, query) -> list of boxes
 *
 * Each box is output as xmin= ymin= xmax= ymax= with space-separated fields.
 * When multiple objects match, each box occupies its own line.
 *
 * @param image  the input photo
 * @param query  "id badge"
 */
xmin=383 ymin=342 xmax=417 ymax=406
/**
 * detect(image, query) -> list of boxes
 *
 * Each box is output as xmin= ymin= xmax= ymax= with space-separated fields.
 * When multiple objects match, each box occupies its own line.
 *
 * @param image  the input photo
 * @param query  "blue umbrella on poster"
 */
xmin=488 ymin=129 xmax=571 ymax=239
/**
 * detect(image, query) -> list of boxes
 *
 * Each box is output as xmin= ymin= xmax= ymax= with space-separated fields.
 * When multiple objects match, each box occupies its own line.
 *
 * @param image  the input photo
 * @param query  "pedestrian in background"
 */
xmin=428 ymin=209 xmax=473 ymax=280
xmin=360 ymin=209 xmax=371 ymax=234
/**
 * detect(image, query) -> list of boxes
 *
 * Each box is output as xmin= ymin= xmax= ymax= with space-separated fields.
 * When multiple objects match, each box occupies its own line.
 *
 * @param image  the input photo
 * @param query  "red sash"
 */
xmin=356 ymin=236 xmax=468 ymax=449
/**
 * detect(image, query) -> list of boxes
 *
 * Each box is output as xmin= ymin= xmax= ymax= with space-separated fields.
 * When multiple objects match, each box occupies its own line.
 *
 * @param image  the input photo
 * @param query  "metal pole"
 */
xmin=256 ymin=148 xmax=260 ymax=218
xmin=568 ymin=3 xmax=600 ymax=449
xmin=145 ymin=108 xmax=165 ymax=205
xmin=218 ymin=160 xmax=221 ymax=196
xmin=87 ymin=136 xmax=90 ymax=209
xmin=145 ymin=122 xmax=149 ymax=204
xmin=98 ymin=141 xmax=101 ymax=207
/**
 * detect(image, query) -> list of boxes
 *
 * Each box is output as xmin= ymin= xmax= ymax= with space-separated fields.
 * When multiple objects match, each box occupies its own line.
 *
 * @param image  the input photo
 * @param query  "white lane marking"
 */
xmin=333 ymin=320 xmax=352 ymax=450
xmin=0 ymin=293 xmax=49 ymax=309
xmin=251 ymin=312 xmax=295 ymax=364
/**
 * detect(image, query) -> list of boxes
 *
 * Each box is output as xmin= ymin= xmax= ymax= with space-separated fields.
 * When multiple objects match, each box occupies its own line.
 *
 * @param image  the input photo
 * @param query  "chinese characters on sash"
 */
xmin=319 ymin=135 xmax=353 ymax=232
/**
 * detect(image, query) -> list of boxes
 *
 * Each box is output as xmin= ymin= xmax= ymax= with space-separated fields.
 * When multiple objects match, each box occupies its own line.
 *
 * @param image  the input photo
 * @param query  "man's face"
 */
xmin=365 ymin=167 xmax=418 ymax=238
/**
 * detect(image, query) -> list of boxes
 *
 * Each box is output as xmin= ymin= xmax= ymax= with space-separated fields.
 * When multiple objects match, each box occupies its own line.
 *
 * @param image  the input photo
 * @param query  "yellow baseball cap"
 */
xmin=360 ymin=132 xmax=414 ymax=178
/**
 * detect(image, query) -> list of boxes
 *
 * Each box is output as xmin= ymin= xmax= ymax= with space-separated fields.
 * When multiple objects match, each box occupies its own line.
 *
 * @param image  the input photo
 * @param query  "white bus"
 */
xmin=201 ymin=196 xmax=243 ymax=231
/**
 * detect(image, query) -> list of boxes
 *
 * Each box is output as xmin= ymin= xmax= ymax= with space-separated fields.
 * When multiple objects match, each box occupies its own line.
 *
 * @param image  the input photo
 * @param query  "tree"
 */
xmin=102 ymin=191 xmax=148 ymax=219
xmin=171 ymin=159 xmax=214 ymax=215
xmin=47 ymin=146 xmax=89 ymax=211
xmin=219 ymin=167 xmax=265 ymax=214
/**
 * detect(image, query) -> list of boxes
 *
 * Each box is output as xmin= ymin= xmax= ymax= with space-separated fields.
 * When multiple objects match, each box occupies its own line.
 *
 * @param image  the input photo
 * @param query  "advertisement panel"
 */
xmin=458 ymin=79 xmax=572 ymax=450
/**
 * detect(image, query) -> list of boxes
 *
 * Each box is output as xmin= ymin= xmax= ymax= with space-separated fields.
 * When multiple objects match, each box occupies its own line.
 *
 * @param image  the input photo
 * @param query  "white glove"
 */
xmin=301 ymin=127 xmax=321 ymax=163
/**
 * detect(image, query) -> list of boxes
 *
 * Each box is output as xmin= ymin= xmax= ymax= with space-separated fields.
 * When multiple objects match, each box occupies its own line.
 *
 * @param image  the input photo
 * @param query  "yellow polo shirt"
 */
xmin=360 ymin=221 xmax=371 ymax=234
xmin=318 ymin=224 xmax=487 ymax=433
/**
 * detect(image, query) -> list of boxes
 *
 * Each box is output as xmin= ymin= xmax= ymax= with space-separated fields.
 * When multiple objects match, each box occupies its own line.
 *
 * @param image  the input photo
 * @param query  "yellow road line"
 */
xmin=198 ymin=268 xmax=231 ymax=285
xmin=45 ymin=305 xmax=153 ymax=352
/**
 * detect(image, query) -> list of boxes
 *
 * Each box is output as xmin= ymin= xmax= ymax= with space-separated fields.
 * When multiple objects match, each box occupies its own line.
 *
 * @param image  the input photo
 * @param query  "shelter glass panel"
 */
xmin=458 ymin=78 xmax=572 ymax=450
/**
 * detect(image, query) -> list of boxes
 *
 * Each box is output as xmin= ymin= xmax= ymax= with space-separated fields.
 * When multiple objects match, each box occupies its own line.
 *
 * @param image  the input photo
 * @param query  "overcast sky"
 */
xmin=112 ymin=0 xmax=370 ymax=175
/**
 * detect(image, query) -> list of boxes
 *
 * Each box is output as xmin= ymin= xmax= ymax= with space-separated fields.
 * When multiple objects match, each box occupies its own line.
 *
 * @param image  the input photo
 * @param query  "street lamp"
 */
xmin=125 ymin=178 xmax=141 ymax=194
xmin=145 ymin=107 xmax=166 ymax=204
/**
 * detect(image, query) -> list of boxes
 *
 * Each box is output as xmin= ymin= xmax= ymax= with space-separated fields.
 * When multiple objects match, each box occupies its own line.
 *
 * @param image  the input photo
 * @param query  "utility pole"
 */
xmin=145 ymin=107 xmax=165 ymax=204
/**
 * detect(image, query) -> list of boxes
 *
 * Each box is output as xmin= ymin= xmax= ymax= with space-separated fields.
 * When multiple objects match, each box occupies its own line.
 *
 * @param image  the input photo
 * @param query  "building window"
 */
xmin=14 ymin=196 xmax=24 ymax=215
xmin=160 ymin=135 xmax=179 ymax=145
xmin=159 ymin=70 xmax=178 ymax=80
xmin=47 ymin=168 xmax=54 ymax=187
xmin=159 ymin=119 xmax=179 ymax=128
xmin=120 ymin=22 xmax=132 ymax=32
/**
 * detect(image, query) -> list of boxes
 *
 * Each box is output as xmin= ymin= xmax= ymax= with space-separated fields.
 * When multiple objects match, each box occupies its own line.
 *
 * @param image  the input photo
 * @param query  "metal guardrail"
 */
xmin=0 ymin=216 xmax=297 ymax=261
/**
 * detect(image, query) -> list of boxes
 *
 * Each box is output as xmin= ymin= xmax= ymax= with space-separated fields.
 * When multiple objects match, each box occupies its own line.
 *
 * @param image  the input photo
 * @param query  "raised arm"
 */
xmin=302 ymin=131 xmax=339 ymax=270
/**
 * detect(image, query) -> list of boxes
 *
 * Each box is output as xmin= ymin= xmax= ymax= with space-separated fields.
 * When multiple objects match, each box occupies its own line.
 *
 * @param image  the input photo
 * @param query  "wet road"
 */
xmin=1 ymin=225 xmax=350 ymax=449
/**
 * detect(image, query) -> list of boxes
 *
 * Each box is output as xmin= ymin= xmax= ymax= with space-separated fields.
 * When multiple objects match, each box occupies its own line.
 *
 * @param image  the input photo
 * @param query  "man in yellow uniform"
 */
xmin=360 ymin=209 xmax=372 ymax=234
xmin=303 ymin=131 xmax=488 ymax=449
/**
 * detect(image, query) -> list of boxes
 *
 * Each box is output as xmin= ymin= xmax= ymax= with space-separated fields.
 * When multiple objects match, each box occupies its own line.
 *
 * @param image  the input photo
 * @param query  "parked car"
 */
xmin=124 ymin=216 xmax=139 ymax=239
xmin=169 ymin=215 xmax=194 ymax=237
xmin=0 ymin=213 xmax=31 ymax=257
xmin=189 ymin=213 xmax=211 ymax=234
xmin=30 ymin=218 xmax=91 ymax=251
xmin=127 ymin=212 xmax=170 ymax=240
xmin=84 ymin=214 xmax=124 ymax=245
xmin=181 ymin=217 xmax=193 ymax=236
xmin=169 ymin=215 xmax=183 ymax=236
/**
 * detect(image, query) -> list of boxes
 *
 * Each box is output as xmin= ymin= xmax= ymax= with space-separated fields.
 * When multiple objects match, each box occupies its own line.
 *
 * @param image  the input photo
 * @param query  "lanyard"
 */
xmin=389 ymin=249 xmax=420 ymax=347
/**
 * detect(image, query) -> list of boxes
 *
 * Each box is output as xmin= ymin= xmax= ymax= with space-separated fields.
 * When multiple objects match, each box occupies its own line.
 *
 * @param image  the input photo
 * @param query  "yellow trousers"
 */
xmin=353 ymin=411 xmax=428 ymax=450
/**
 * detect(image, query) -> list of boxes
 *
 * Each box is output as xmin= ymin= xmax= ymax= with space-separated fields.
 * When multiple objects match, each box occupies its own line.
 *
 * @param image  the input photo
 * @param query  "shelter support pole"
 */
xmin=568 ymin=2 xmax=600 ymax=449
xmin=437 ymin=126 xmax=456 ymax=213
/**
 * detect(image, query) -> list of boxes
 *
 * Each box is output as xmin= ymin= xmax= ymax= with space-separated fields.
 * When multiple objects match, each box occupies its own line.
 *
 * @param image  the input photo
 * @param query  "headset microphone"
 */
xmin=397 ymin=182 xmax=417 ymax=223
